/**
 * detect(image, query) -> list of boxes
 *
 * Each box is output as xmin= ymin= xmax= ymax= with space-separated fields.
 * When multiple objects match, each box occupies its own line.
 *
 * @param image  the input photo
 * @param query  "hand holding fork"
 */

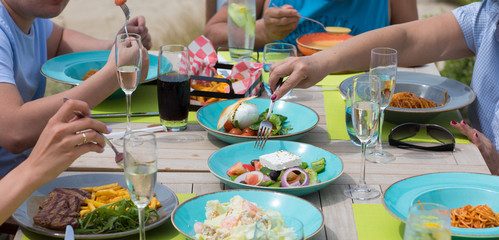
xmin=255 ymin=78 xmax=283 ymax=150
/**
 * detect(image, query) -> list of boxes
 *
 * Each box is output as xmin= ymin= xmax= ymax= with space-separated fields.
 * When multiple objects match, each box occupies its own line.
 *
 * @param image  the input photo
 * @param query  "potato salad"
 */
xmin=194 ymin=195 xmax=297 ymax=240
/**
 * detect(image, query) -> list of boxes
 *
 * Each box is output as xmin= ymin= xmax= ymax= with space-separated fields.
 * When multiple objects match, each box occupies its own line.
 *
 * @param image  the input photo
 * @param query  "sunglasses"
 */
xmin=388 ymin=123 xmax=455 ymax=151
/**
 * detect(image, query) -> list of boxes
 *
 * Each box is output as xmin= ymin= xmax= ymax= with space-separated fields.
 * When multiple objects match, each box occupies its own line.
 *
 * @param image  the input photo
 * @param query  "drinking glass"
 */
xmin=345 ymin=86 xmax=377 ymax=147
xmin=262 ymin=42 xmax=297 ymax=99
xmin=403 ymin=203 xmax=451 ymax=240
xmin=123 ymin=131 xmax=157 ymax=240
xmin=367 ymin=47 xmax=397 ymax=163
xmin=115 ymin=33 xmax=143 ymax=134
xmin=343 ymin=74 xmax=381 ymax=200
xmin=227 ymin=0 xmax=256 ymax=62
xmin=157 ymin=44 xmax=190 ymax=131
xmin=254 ymin=216 xmax=304 ymax=240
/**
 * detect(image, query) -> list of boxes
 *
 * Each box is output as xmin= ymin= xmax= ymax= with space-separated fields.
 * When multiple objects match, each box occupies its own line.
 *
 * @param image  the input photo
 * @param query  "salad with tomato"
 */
xmin=226 ymin=157 xmax=326 ymax=188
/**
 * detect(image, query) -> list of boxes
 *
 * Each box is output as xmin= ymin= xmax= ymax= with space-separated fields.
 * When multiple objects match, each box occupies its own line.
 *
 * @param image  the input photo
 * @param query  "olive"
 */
xmin=269 ymin=170 xmax=281 ymax=181
xmin=250 ymin=159 xmax=259 ymax=167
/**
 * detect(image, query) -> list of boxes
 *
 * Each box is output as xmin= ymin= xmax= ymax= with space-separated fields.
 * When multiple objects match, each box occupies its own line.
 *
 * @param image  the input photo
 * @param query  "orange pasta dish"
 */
xmin=389 ymin=90 xmax=447 ymax=109
xmin=82 ymin=69 xmax=99 ymax=80
xmin=450 ymin=205 xmax=499 ymax=229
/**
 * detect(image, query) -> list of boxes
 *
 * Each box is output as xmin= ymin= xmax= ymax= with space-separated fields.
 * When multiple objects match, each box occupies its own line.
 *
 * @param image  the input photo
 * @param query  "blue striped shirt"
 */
xmin=452 ymin=0 xmax=499 ymax=150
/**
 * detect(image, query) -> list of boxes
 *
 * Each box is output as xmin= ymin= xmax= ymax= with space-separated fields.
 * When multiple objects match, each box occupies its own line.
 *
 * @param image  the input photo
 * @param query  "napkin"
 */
xmin=352 ymin=204 xmax=405 ymax=240
xmin=188 ymin=36 xmax=262 ymax=96
xmin=21 ymin=193 xmax=196 ymax=240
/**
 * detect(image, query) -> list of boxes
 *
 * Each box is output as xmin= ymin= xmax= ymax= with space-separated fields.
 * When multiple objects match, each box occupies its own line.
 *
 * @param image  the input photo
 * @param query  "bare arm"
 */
xmin=0 ymin=99 xmax=108 ymax=224
xmin=389 ymin=0 xmax=418 ymax=24
xmin=269 ymin=12 xmax=473 ymax=99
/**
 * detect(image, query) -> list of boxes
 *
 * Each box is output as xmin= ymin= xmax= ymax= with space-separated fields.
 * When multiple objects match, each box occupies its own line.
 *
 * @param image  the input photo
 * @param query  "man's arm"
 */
xmin=268 ymin=12 xmax=474 ymax=98
xmin=389 ymin=0 xmax=419 ymax=24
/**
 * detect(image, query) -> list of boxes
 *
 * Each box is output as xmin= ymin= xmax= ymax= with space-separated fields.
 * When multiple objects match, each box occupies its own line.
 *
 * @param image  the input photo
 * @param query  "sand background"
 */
xmin=53 ymin=0 xmax=207 ymax=50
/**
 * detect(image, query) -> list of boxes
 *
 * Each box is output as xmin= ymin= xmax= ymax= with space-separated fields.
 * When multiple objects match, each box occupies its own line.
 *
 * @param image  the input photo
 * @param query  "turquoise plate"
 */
xmin=171 ymin=189 xmax=324 ymax=239
xmin=208 ymin=140 xmax=344 ymax=196
xmin=196 ymin=98 xmax=319 ymax=144
xmin=383 ymin=172 xmax=499 ymax=238
xmin=13 ymin=173 xmax=178 ymax=239
xmin=41 ymin=50 xmax=159 ymax=84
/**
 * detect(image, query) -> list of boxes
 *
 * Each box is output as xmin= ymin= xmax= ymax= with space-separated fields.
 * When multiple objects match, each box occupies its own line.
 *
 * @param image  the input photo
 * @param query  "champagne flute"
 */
xmin=403 ymin=203 xmax=451 ymax=240
xmin=367 ymin=47 xmax=397 ymax=163
xmin=123 ymin=131 xmax=157 ymax=240
xmin=115 ymin=33 xmax=142 ymax=134
xmin=262 ymin=43 xmax=297 ymax=99
xmin=344 ymin=74 xmax=381 ymax=200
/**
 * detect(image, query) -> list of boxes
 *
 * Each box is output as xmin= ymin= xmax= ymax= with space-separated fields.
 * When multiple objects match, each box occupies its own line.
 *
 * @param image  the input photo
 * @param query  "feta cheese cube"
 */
xmin=259 ymin=150 xmax=302 ymax=171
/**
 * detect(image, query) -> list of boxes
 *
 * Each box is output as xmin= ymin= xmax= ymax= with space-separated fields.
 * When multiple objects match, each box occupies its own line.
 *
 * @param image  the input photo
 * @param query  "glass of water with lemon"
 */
xmin=227 ymin=0 xmax=255 ymax=62
xmin=403 ymin=203 xmax=451 ymax=240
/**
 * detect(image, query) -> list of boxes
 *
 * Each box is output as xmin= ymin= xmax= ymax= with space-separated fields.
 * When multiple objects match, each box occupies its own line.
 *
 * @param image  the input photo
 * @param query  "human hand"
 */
xmin=26 ymin=99 xmax=110 ymax=184
xmin=118 ymin=16 xmax=152 ymax=50
xmin=263 ymin=4 xmax=299 ymax=42
xmin=268 ymin=56 xmax=329 ymax=100
xmin=450 ymin=120 xmax=499 ymax=175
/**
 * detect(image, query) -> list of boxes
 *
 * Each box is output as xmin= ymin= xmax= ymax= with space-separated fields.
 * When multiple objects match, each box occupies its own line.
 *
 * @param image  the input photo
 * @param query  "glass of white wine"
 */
xmin=403 ymin=203 xmax=451 ymax=240
xmin=115 ymin=33 xmax=142 ymax=133
xmin=367 ymin=47 xmax=397 ymax=163
xmin=343 ymin=74 xmax=381 ymax=200
xmin=123 ymin=131 xmax=157 ymax=240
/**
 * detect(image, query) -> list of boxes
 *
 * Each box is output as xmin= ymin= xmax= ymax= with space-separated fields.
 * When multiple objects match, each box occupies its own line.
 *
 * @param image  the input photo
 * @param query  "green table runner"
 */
xmin=92 ymin=85 xmax=198 ymax=124
xmin=22 ymin=193 xmax=196 ymax=240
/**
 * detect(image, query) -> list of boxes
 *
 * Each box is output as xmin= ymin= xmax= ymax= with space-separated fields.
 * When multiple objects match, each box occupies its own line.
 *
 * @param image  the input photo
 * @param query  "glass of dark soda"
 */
xmin=157 ymin=44 xmax=190 ymax=131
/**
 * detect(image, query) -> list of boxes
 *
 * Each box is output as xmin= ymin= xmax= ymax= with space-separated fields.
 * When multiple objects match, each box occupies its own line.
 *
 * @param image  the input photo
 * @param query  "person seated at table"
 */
xmin=204 ymin=0 xmax=418 ymax=50
xmin=0 ymin=99 xmax=109 ymax=225
xmin=0 ymin=0 xmax=150 ymax=177
xmin=267 ymin=0 xmax=499 ymax=175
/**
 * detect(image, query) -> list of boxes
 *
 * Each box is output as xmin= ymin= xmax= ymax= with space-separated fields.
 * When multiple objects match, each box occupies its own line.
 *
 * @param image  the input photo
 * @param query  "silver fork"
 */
xmin=255 ymin=78 xmax=283 ymax=150
xmin=120 ymin=3 xmax=130 ymax=36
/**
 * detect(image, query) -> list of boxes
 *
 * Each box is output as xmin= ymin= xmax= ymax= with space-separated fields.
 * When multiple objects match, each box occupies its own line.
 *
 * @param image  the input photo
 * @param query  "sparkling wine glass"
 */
xmin=344 ymin=74 xmax=381 ymax=200
xmin=262 ymin=43 xmax=297 ymax=99
xmin=115 ymin=33 xmax=142 ymax=133
xmin=403 ymin=203 xmax=451 ymax=240
xmin=123 ymin=131 xmax=157 ymax=240
xmin=367 ymin=47 xmax=397 ymax=163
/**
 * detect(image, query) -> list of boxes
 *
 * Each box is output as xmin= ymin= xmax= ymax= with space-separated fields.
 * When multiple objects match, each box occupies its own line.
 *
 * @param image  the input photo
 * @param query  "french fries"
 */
xmin=191 ymin=75 xmax=240 ymax=103
xmin=79 ymin=183 xmax=161 ymax=217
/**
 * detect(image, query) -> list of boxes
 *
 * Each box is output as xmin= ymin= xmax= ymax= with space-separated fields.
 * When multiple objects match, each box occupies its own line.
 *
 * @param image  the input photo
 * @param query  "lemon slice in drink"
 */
xmin=228 ymin=3 xmax=255 ymax=36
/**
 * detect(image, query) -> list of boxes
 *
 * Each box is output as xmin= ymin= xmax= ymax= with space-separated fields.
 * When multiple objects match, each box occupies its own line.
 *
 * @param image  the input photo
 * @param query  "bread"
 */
xmin=217 ymin=96 xmax=257 ymax=130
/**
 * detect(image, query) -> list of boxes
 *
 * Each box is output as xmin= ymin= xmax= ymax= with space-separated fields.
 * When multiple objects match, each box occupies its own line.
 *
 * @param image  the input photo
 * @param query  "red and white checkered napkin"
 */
xmin=227 ymin=61 xmax=263 ymax=95
xmin=188 ymin=35 xmax=217 ymax=77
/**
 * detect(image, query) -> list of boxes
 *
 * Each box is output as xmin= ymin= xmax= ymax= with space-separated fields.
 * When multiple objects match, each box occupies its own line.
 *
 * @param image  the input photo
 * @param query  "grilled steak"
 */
xmin=33 ymin=188 xmax=90 ymax=230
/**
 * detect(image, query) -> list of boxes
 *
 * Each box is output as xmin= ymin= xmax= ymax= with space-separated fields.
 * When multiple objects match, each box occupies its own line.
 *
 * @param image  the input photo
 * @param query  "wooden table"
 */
xmin=14 ymin=64 xmax=491 ymax=240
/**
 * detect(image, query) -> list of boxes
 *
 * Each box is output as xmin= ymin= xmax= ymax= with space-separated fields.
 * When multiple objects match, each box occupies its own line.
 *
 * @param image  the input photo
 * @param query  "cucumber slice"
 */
xmin=311 ymin=157 xmax=326 ymax=173
xmin=304 ymin=168 xmax=318 ymax=184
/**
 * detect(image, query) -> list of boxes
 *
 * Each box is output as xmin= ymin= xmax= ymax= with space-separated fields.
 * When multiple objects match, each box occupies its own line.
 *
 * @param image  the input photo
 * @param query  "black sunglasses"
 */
xmin=388 ymin=123 xmax=455 ymax=151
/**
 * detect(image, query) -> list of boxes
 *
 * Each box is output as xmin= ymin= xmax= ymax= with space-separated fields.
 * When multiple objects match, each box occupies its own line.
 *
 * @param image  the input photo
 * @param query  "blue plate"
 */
xmin=383 ymin=172 xmax=499 ymax=238
xmin=171 ymin=189 xmax=324 ymax=239
xmin=41 ymin=50 xmax=159 ymax=85
xmin=13 ymin=173 xmax=178 ymax=239
xmin=339 ymin=71 xmax=476 ymax=123
xmin=196 ymin=98 xmax=319 ymax=144
xmin=208 ymin=140 xmax=344 ymax=196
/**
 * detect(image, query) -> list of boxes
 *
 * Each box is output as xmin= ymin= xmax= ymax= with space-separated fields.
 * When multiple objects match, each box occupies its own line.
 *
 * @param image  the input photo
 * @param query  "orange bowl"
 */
xmin=296 ymin=32 xmax=352 ymax=56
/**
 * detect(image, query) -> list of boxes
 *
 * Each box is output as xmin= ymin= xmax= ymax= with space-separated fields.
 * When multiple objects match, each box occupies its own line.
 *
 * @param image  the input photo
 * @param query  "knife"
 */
xmin=65 ymin=225 xmax=75 ymax=240
xmin=90 ymin=112 xmax=159 ymax=118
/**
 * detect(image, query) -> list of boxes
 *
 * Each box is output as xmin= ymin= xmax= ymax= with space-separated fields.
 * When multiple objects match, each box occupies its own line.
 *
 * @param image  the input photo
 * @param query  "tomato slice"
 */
xmin=226 ymin=161 xmax=248 ymax=176
xmin=242 ymin=164 xmax=255 ymax=171
xmin=244 ymin=173 xmax=260 ymax=186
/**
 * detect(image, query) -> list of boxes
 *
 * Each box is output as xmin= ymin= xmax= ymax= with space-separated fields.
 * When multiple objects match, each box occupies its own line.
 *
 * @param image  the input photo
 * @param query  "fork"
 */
xmin=255 ymin=78 xmax=283 ymax=150
xmin=271 ymin=3 xmax=327 ymax=32
xmin=119 ymin=3 xmax=130 ymax=36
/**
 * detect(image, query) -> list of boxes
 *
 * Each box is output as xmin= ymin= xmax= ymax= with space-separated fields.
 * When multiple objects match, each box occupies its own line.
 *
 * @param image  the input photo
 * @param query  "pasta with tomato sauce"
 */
xmin=389 ymin=90 xmax=447 ymax=109
xmin=450 ymin=205 xmax=499 ymax=229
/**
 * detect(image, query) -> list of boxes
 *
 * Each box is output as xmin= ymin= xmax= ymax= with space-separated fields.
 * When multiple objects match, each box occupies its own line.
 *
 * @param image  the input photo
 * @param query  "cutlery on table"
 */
xmin=90 ymin=112 xmax=159 ymax=118
xmin=255 ymin=78 xmax=283 ymax=150
xmin=65 ymin=225 xmax=74 ymax=240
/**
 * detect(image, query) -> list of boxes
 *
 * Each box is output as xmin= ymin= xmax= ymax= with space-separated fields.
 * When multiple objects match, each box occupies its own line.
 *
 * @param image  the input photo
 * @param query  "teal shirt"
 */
xmin=270 ymin=0 xmax=389 ymax=45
